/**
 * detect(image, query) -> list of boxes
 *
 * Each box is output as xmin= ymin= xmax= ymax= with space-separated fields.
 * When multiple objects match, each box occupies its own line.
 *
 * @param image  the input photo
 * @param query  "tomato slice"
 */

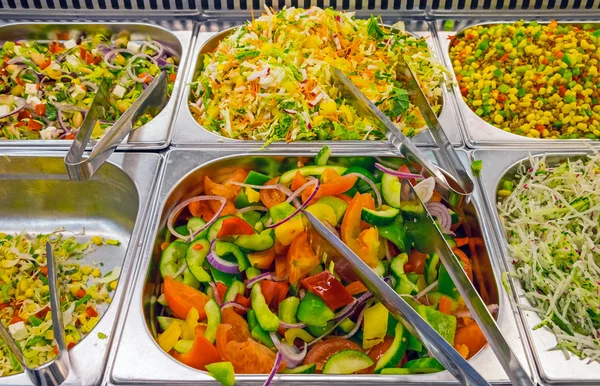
xmin=35 ymin=103 xmax=46 ymax=117
xmin=260 ymin=177 xmax=286 ymax=208
xmin=405 ymin=250 xmax=427 ymax=274
xmin=217 ymin=216 xmax=255 ymax=237
xmin=303 ymin=338 xmax=362 ymax=371
xmin=174 ymin=325 xmax=222 ymax=370
xmin=260 ymin=280 xmax=289 ymax=308
xmin=341 ymin=193 xmax=380 ymax=268
xmin=301 ymin=271 xmax=354 ymax=310
xmin=301 ymin=169 xmax=357 ymax=204
xmin=163 ymin=276 xmax=210 ymax=320
xmin=223 ymin=338 xmax=282 ymax=374
xmin=291 ymin=171 xmax=308 ymax=191
xmin=286 ymin=232 xmax=320 ymax=286
xmin=247 ymin=246 xmax=276 ymax=269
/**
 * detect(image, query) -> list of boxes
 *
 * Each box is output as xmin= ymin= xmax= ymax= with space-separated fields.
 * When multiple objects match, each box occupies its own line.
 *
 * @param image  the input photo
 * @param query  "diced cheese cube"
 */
xmin=40 ymin=126 xmax=58 ymax=140
xmin=27 ymin=96 xmax=42 ymax=105
xmin=8 ymin=321 xmax=28 ymax=340
xmin=0 ymin=105 xmax=10 ymax=116
xmin=64 ymin=39 xmax=77 ymax=49
xmin=127 ymin=41 xmax=141 ymax=53
xmin=25 ymin=83 xmax=38 ymax=96
xmin=112 ymin=84 xmax=126 ymax=99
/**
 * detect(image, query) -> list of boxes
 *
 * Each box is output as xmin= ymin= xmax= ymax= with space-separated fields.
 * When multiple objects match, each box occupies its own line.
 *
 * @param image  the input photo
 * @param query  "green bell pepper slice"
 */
xmin=215 ymin=240 xmax=251 ymax=271
xmin=378 ymin=216 xmax=411 ymax=253
xmin=297 ymin=292 xmax=335 ymax=327
xmin=278 ymin=296 xmax=300 ymax=324
xmin=250 ymin=284 xmax=280 ymax=331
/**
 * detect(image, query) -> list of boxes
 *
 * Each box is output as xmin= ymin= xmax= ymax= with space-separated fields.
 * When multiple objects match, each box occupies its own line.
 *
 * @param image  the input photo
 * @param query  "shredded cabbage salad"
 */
xmin=190 ymin=7 xmax=447 ymax=143
xmin=0 ymin=32 xmax=178 ymax=140
xmin=0 ymin=232 xmax=120 ymax=375
xmin=497 ymin=153 xmax=600 ymax=362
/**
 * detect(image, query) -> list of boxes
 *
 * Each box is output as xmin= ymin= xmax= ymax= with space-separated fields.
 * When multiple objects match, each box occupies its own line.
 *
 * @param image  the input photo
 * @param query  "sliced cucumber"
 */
xmin=207 ymin=215 xmax=234 ymax=242
xmin=381 ymin=172 xmax=401 ymax=208
xmin=159 ymin=241 xmax=188 ymax=278
xmin=316 ymin=196 xmax=348 ymax=223
xmin=234 ymin=229 xmax=274 ymax=252
xmin=282 ymin=363 xmax=317 ymax=374
xmin=390 ymin=253 xmax=408 ymax=281
xmin=204 ymin=299 xmax=221 ymax=344
xmin=187 ymin=217 xmax=208 ymax=240
xmin=244 ymin=171 xmax=272 ymax=186
xmin=402 ymin=357 xmax=445 ymax=373
xmin=157 ymin=316 xmax=183 ymax=331
xmin=380 ymin=368 xmax=411 ymax=375
xmin=374 ymin=322 xmax=410 ymax=373
xmin=186 ymin=239 xmax=211 ymax=282
xmin=343 ymin=166 xmax=377 ymax=193
xmin=373 ymin=260 xmax=386 ymax=277
xmin=424 ymin=252 xmax=440 ymax=285
xmin=361 ymin=206 xmax=399 ymax=226
xmin=315 ymin=145 xmax=332 ymax=166
xmin=173 ymin=339 xmax=193 ymax=354
xmin=223 ymin=280 xmax=245 ymax=303
xmin=322 ymin=350 xmax=374 ymax=374
xmin=280 ymin=165 xmax=347 ymax=185
xmin=157 ymin=293 xmax=168 ymax=306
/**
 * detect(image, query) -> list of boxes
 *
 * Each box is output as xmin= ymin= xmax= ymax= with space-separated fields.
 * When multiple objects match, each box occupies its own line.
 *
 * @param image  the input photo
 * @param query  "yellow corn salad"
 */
xmin=450 ymin=20 xmax=600 ymax=139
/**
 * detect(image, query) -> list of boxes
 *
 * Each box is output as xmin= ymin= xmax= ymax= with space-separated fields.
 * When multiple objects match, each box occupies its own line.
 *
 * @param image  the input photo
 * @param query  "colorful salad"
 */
xmin=0 ymin=31 xmax=178 ymax=140
xmin=189 ymin=7 xmax=447 ymax=144
xmin=450 ymin=20 xmax=600 ymax=139
xmin=0 ymin=232 xmax=120 ymax=376
xmin=497 ymin=153 xmax=600 ymax=362
xmin=153 ymin=147 xmax=495 ymax=384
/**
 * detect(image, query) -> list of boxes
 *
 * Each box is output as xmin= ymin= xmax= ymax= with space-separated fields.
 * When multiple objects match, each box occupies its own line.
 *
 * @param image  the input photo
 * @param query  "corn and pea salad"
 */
xmin=0 ymin=232 xmax=120 ymax=376
xmin=450 ymin=20 xmax=600 ymax=139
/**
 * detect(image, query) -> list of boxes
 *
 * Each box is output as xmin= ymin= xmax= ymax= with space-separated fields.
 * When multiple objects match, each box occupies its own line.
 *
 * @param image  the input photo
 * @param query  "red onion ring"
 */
xmin=267 ymin=181 xmax=320 ymax=229
xmin=264 ymin=351 xmax=282 ymax=386
xmin=166 ymin=195 xmax=226 ymax=241
xmin=220 ymin=301 xmax=248 ymax=312
xmin=285 ymin=179 xmax=318 ymax=205
xmin=375 ymin=163 xmax=424 ymax=180
xmin=278 ymin=321 xmax=307 ymax=329
xmin=103 ymin=48 xmax=132 ymax=70
xmin=269 ymin=332 xmax=307 ymax=368
xmin=228 ymin=181 xmax=293 ymax=197
xmin=126 ymin=53 xmax=159 ymax=83
xmin=245 ymin=272 xmax=273 ymax=288
xmin=235 ymin=205 xmax=268 ymax=216
xmin=209 ymin=281 xmax=222 ymax=306
xmin=141 ymin=40 xmax=164 ymax=58
xmin=0 ymin=96 xmax=26 ymax=119
xmin=207 ymin=239 xmax=240 ymax=274
xmin=345 ymin=172 xmax=382 ymax=209
xmin=338 ymin=299 xmax=373 ymax=339
xmin=425 ymin=201 xmax=452 ymax=233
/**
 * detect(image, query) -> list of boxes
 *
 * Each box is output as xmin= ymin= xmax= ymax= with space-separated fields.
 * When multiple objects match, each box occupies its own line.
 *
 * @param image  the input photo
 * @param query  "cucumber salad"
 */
xmin=0 ymin=232 xmax=120 ymax=376
xmin=153 ymin=147 xmax=495 ymax=384
xmin=0 ymin=31 xmax=178 ymax=140
xmin=497 ymin=153 xmax=600 ymax=362
xmin=189 ymin=7 xmax=446 ymax=144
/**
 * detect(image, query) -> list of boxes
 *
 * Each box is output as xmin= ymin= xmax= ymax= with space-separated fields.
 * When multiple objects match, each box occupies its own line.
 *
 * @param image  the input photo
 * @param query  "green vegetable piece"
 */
xmin=245 ymin=267 xmax=261 ymax=280
xmin=204 ymin=299 xmax=221 ymax=343
xmin=381 ymin=172 xmax=401 ymax=208
xmin=173 ymin=340 xmax=193 ymax=353
xmin=208 ymin=264 xmax=241 ymax=287
xmin=424 ymin=253 xmax=440 ymax=285
xmin=280 ymin=165 xmax=347 ymax=185
xmin=187 ymin=217 xmax=208 ymax=240
xmin=278 ymin=296 xmax=300 ymax=324
xmin=244 ymin=170 xmax=272 ymax=186
xmin=282 ymin=363 xmax=316 ymax=374
xmin=251 ymin=283 xmax=280 ymax=331
xmin=223 ymin=280 xmax=245 ymax=303
xmin=206 ymin=362 xmax=235 ymax=386
xmin=471 ymin=160 xmax=483 ymax=177
xmin=402 ymin=357 xmax=445 ymax=373
xmin=438 ymin=263 xmax=460 ymax=300
xmin=186 ymin=239 xmax=211 ymax=282
xmin=157 ymin=316 xmax=181 ymax=331
xmin=343 ymin=166 xmax=377 ymax=193
xmin=316 ymin=196 xmax=348 ymax=223
xmin=322 ymin=350 xmax=374 ymax=374
xmin=251 ymin=325 xmax=275 ymax=348
xmin=379 ymin=217 xmax=411 ymax=253
xmin=106 ymin=239 xmax=120 ymax=246
xmin=207 ymin=215 xmax=234 ymax=242
xmin=269 ymin=201 xmax=296 ymax=223
xmin=361 ymin=207 xmax=399 ymax=226
xmin=216 ymin=240 xmax=251 ymax=271
xmin=97 ymin=332 xmax=108 ymax=339
xmin=234 ymin=229 xmax=274 ymax=252
xmin=444 ymin=20 xmax=455 ymax=31
xmin=297 ymin=292 xmax=335 ymax=327
xmin=374 ymin=321 xmax=410 ymax=373
xmin=417 ymin=306 xmax=457 ymax=345
xmin=315 ymin=145 xmax=332 ymax=166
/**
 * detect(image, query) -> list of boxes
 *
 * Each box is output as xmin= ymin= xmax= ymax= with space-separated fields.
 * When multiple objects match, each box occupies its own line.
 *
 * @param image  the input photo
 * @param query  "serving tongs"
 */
xmin=302 ymin=179 xmax=534 ymax=386
xmin=0 ymin=243 xmax=70 ymax=386
xmin=330 ymin=66 xmax=473 ymax=207
xmin=64 ymin=71 xmax=168 ymax=181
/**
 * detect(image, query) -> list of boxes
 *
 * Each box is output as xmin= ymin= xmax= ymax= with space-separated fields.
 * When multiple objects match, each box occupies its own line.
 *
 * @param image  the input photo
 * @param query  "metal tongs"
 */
xmin=0 ymin=243 xmax=70 ymax=386
xmin=64 ymin=71 xmax=168 ymax=181
xmin=330 ymin=65 xmax=473 ymax=207
xmin=302 ymin=179 xmax=534 ymax=386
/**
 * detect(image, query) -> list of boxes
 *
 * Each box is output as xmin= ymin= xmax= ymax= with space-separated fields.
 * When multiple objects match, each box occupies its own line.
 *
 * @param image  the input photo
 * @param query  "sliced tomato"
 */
xmin=221 ymin=307 xmax=250 ymax=336
xmin=18 ymin=110 xmax=32 ymax=120
xmin=291 ymin=170 xmax=308 ymax=191
xmin=341 ymin=193 xmax=380 ymax=268
xmin=234 ymin=294 xmax=251 ymax=309
xmin=247 ymin=246 xmax=276 ymax=269
xmin=188 ymin=200 xmax=215 ymax=222
xmin=163 ymin=276 xmax=210 ymax=320
xmin=35 ymin=103 xmax=46 ymax=117
xmin=49 ymin=41 xmax=64 ymax=53
xmin=359 ymin=335 xmax=394 ymax=373
xmin=260 ymin=177 xmax=286 ymax=208
xmin=169 ymin=73 xmax=177 ymax=82
xmin=204 ymin=175 xmax=237 ymax=200
xmin=303 ymin=338 xmax=362 ymax=371
xmin=301 ymin=169 xmax=357 ymax=204
xmin=301 ymin=271 xmax=354 ymax=310
xmin=261 ymin=280 xmax=289 ymax=308
xmin=217 ymin=216 xmax=254 ymax=237
xmin=405 ymin=250 xmax=427 ymax=274
xmin=453 ymin=248 xmax=473 ymax=282
xmin=223 ymin=337 xmax=282 ymax=374
xmin=274 ymin=254 xmax=288 ymax=281
xmin=286 ymin=232 xmax=320 ymax=286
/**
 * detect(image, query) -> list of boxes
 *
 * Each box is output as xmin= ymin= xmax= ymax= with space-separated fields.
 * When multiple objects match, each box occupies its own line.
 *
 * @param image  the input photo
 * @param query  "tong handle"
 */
xmin=303 ymin=210 xmax=490 ymax=386
xmin=64 ymin=71 xmax=168 ymax=181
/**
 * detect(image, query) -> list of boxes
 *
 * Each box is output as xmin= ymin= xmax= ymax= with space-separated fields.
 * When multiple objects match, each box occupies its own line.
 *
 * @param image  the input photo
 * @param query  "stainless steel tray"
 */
xmin=0 ymin=150 xmax=162 ymax=386
xmin=171 ymin=18 xmax=463 ymax=149
xmin=105 ymin=147 xmax=532 ymax=385
xmin=436 ymin=19 xmax=600 ymax=148
xmin=472 ymin=148 xmax=600 ymax=385
xmin=0 ymin=21 xmax=194 ymax=150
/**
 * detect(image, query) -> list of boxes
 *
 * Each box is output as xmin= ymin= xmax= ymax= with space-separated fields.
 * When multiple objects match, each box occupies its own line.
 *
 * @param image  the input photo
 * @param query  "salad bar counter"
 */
xmin=0 ymin=2 xmax=598 ymax=386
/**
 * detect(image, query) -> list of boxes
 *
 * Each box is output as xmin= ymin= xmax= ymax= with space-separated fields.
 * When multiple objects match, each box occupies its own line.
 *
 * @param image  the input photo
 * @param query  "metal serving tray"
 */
xmin=104 ymin=147 xmax=533 ymax=385
xmin=0 ymin=150 xmax=162 ymax=386
xmin=0 ymin=21 xmax=194 ymax=150
xmin=473 ymin=148 xmax=600 ymax=385
xmin=171 ymin=17 xmax=463 ymax=149
xmin=436 ymin=19 xmax=600 ymax=148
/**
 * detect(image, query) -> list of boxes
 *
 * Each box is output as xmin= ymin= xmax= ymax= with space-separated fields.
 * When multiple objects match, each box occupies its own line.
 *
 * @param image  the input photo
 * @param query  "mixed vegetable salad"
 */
xmin=0 ymin=31 xmax=178 ymax=140
xmin=450 ymin=20 xmax=600 ymax=139
xmin=153 ymin=147 xmax=495 ymax=384
xmin=0 ymin=232 xmax=120 ymax=376
xmin=190 ymin=7 xmax=447 ymax=144
xmin=497 ymin=153 xmax=600 ymax=362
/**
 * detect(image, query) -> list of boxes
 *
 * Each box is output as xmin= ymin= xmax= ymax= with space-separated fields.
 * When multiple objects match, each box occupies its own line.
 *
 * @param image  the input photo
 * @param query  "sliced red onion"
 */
xmin=285 ymin=178 xmax=318 ymax=205
xmin=142 ymin=40 xmax=164 ymax=58
xmin=283 ymin=108 xmax=297 ymax=115
xmin=245 ymin=272 xmax=273 ymax=289
xmin=7 ymin=56 xmax=25 ymax=65
xmin=208 ymin=239 xmax=239 ymax=274
xmin=425 ymin=201 xmax=452 ymax=233
xmin=126 ymin=53 xmax=158 ymax=83
xmin=338 ymin=299 xmax=372 ymax=339
xmin=264 ymin=351 xmax=282 ymax=386
xmin=0 ymin=96 xmax=25 ymax=119
xmin=221 ymin=301 xmax=248 ymax=312
xmin=269 ymin=332 xmax=307 ymax=368
xmin=104 ymin=49 xmax=131 ymax=70
xmin=209 ymin=281 xmax=222 ymax=306
xmin=166 ymin=195 xmax=226 ymax=241
xmin=345 ymin=172 xmax=382 ymax=209
xmin=228 ymin=181 xmax=293 ymax=196
xmin=332 ymin=298 xmax=359 ymax=322
xmin=235 ymin=205 xmax=268 ymax=216
xmin=279 ymin=320 xmax=307 ymax=329
xmin=375 ymin=163 xmax=424 ymax=180
xmin=81 ymin=81 xmax=98 ymax=93
xmin=267 ymin=181 xmax=320 ymax=229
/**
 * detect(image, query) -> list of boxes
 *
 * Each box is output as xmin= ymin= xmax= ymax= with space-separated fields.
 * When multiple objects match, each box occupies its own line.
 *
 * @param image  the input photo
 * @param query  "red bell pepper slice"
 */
xmin=260 ymin=280 xmax=289 ymax=308
xmin=301 ymin=271 xmax=354 ymax=310
xmin=173 ymin=325 xmax=222 ymax=370
xmin=216 ymin=216 xmax=255 ymax=238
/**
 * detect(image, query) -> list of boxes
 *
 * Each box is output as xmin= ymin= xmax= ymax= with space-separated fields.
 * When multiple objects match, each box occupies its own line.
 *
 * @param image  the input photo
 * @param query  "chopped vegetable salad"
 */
xmin=153 ymin=147 xmax=495 ymax=383
xmin=0 ymin=31 xmax=178 ymax=140
xmin=0 ymin=232 xmax=120 ymax=375
xmin=190 ymin=7 xmax=446 ymax=143
xmin=498 ymin=153 xmax=600 ymax=362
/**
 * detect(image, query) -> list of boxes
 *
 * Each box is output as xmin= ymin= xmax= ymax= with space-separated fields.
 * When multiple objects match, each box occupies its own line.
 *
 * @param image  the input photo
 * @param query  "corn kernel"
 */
xmin=92 ymin=269 xmax=101 ymax=278
xmin=91 ymin=236 xmax=103 ymax=246
xmin=109 ymin=281 xmax=118 ymax=291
